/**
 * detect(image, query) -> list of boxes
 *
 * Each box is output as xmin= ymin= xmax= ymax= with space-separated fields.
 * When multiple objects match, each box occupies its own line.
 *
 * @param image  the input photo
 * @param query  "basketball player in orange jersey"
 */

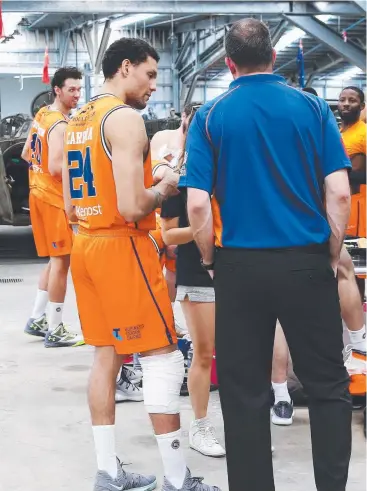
xmin=22 ymin=67 xmax=83 ymax=348
xmin=63 ymin=38 xmax=220 ymax=491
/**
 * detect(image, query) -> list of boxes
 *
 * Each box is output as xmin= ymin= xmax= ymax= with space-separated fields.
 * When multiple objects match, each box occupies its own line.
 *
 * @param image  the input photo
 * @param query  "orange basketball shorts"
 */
xmin=149 ymin=228 xmax=166 ymax=269
xmin=29 ymin=193 xmax=73 ymax=257
xmin=71 ymin=228 xmax=177 ymax=354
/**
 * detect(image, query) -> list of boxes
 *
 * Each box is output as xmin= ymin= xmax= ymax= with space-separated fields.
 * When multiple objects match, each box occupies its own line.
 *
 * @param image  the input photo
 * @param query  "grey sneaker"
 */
xmin=162 ymin=468 xmax=221 ymax=491
xmin=94 ymin=459 xmax=157 ymax=491
xmin=24 ymin=314 xmax=48 ymax=337
xmin=44 ymin=323 xmax=85 ymax=348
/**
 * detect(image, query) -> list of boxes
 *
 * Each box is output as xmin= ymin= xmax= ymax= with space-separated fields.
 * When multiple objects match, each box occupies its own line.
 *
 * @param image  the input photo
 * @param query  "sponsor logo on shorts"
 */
xmin=52 ymin=240 xmax=65 ymax=249
xmin=75 ymin=205 xmax=103 ymax=218
xmin=171 ymin=439 xmax=180 ymax=450
xmin=112 ymin=328 xmax=123 ymax=341
xmin=125 ymin=325 xmax=144 ymax=340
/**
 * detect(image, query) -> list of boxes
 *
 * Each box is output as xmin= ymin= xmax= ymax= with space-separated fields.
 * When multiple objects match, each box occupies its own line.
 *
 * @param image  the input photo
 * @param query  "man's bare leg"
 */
xmin=338 ymin=247 xmax=366 ymax=353
xmin=271 ymin=323 xmax=293 ymax=426
xmin=140 ymin=345 xmax=187 ymax=489
xmin=90 ymin=346 xmax=124 ymax=478
xmin=25 ymin=262 xmax=51 ymax=336
xmin=47 ymin=255 xmax=69 ymax=331
xmin=90 ymin=344 xmax=186 ymax=486
xmin=31 ymin=261 xmax=51 ymax=318
xmin=44 ymin=255 xmax=83 ymax=347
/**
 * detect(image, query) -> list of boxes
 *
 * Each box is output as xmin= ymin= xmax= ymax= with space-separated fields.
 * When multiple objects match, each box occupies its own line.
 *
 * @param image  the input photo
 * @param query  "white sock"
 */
xmin=348 ymin=325 xmax=366 ymax=353
xmin=133 ymin=353 xmax=142 ymax=371
xmin=92 ymin=425 xmax=118 ymax=479
xmin=31 ymin=289 xmax=49 ymax=320
xmin=272 ymin=381 xmax=291 ymax=404
xmin=48 ymin=302 xmax=64 ymax=332
xmin=156 ymin=429 xmax=187 ymax=488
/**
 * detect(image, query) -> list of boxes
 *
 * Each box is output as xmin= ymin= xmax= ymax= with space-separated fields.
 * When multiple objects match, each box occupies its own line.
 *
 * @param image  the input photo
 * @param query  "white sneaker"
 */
xmin=115 ymin=378 xmax=144 ymax=403
xmin=345 ymin=347 xmax=367 ymax=375
xmin=189 ymin=420 xmax=226 ymax=457
xmin=119 ymin=365 xmax=143 ymax=385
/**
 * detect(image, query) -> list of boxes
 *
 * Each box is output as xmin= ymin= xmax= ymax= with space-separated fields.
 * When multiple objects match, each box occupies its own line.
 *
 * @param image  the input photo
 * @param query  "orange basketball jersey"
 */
xmin=29 ymin=106 xmax=68 ymax=208
xmin=65 ymin=94 xmax=156 ymax=232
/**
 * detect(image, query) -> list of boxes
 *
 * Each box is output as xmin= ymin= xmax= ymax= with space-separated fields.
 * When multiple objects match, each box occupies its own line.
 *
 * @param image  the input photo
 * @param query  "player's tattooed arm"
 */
xmin=105 ymin=108 xmax=178 ymax=222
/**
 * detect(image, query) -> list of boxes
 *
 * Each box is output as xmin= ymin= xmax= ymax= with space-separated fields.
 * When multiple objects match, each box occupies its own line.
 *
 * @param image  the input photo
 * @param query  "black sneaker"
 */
xmin=271 ymin=401 xmax=294 ymax=426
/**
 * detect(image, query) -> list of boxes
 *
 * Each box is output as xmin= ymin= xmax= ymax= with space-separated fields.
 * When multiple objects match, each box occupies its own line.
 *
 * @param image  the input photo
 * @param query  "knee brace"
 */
xmin=140 ymin=350 xmax=185 ymax=414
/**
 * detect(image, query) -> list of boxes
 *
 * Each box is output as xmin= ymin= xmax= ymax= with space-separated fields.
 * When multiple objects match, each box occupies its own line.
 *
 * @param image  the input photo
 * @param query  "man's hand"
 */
xmin=155 ymin=167 xmax=180 ymax=200
xmin=165 ymin=244 xmax=177 ymax=260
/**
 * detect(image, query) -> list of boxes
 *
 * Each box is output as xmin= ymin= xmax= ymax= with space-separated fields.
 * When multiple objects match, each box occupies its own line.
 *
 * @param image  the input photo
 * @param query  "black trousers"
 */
xmin=214 ymin=246 xmax=352 ymax=491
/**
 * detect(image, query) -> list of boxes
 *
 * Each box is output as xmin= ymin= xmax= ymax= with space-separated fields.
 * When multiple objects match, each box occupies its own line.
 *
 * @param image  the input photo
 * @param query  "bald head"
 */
xmin=225 ymin=19 xmax=274 ymax=72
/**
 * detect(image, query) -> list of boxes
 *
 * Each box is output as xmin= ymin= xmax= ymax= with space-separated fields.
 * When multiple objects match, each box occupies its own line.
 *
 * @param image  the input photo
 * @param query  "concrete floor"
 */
xmin=0 ymin=226 xmax=365 ymax=491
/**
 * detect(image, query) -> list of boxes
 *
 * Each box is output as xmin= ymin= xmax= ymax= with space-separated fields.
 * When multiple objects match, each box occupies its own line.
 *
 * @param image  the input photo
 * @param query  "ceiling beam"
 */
xmin=271 ymin=19 xmax=288 ymax=45
xmin=306 ymin=56 xmax=344 ymax=85
xmin=284 ymin=15 xmax=366 ymax=71
xmin=183 ymin=45 xmax=226 ymax=83
xmin=2 ymin=1 xmax=362 ymax=15
xmin=353 ymin=1 xmax=367 ymax=13
xmin=274 ymin=43 xmax=323 ymax=73
xmin=175 ymin=32 xmax=194 ymax=69
xmin=94 ymin=20 xmax=111 ymax=74
xmin=184 ymin=74 xmax=199 ymax=104
xmin=28 ymin=14 xmax=49 ymax=29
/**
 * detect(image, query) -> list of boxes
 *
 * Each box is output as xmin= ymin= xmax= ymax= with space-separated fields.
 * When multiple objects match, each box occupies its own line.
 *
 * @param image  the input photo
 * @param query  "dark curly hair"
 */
xmin=51 ymin=67 xmax=82 ymax=97
xmin=102 ymin=38 xmax=160 ymax=79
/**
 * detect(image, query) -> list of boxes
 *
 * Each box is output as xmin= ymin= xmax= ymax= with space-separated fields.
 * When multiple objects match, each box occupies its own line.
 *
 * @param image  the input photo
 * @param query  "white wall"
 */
xmin=0 ymin=76 xmax=46 ymax=118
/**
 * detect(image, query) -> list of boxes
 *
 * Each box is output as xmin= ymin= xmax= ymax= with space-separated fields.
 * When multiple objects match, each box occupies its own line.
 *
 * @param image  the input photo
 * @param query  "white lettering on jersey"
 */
xmin=67 ymin=127 xmax=93 ymax=145
xmin=75 ymin=204 xmax=103 ymax=217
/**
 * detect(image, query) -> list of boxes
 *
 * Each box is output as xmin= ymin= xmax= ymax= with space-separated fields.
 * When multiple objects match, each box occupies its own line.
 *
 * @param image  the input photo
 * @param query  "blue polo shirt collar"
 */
xmin=229 ymin=73 xmax=286 ymax=89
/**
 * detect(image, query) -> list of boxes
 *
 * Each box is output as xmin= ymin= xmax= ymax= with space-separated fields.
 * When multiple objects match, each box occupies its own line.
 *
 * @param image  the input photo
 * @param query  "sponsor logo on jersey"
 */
xmin=75 ymin=204 xmax=103 ymax=217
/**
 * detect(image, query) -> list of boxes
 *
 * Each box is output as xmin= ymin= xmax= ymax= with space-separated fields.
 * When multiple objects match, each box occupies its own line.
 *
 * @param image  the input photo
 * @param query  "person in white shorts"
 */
xmin=161 ymin=104 xmax=225 ymax=458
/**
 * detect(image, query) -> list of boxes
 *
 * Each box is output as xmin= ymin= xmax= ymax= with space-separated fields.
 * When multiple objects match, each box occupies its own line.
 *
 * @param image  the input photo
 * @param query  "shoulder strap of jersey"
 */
xmin=100 ymin=104 xmax=131 ymax=160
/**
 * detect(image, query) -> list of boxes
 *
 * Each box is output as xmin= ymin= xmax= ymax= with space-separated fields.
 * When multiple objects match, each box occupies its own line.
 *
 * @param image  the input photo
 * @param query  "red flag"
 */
xmin=0 ymin=1 xmax=4 ymax=38
xmin=42 ymin=46 xmax=50 ymax=84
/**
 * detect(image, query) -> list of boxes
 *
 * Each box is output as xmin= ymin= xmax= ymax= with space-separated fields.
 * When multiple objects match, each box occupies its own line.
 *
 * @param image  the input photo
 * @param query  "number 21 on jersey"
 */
xmin=68 ymin=147 xmax=96 ymax=199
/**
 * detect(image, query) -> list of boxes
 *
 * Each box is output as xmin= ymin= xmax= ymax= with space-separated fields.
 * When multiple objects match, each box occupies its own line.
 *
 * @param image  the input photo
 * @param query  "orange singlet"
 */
xmin=65 ymin=94 xmax=176 ymax=354
xmin=28 ymin=106 xmax=73 ymax=257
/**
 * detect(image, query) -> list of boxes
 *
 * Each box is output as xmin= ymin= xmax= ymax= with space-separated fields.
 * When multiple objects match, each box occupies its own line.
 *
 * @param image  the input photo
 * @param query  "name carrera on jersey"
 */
xmin=67 ymin=127 xmax=93 ymax=145
xmin=75 ymin=205 xmax=103 ymax=218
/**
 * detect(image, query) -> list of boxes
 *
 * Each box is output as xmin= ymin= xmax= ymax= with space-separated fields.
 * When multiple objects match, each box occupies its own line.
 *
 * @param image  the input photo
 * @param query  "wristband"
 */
xmin=149 ymin=187 xmax=164 ymax=210
xmin=200 ymin=258 xmax=215 ymax=271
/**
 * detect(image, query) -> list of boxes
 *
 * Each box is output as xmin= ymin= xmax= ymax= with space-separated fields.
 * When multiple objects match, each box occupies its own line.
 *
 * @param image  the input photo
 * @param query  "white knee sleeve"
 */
xmin=140 ymin=350 xmax=185 ymax=414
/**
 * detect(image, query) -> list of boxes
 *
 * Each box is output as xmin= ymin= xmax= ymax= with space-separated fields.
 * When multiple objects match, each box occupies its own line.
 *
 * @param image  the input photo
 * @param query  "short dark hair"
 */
xmin=183 ymin=102 xmax=202 ymax=117
xmin=51 ymin=67 xmax=82 ymax=96
xmin=102 ymin=38 xmax=160 ymax=79
xmin=341 ymin=86 xmax=365 ymax=104
xmin=302 ymin=87 xmax=318 ymax=97
xmin=225 ymin=19 xmax=273 ymax=69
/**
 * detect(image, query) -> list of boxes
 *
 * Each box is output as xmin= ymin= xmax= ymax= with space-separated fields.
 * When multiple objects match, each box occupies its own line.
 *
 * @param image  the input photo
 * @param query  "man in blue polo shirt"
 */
xmin=183 ymin=19 xmax=352 ymax=491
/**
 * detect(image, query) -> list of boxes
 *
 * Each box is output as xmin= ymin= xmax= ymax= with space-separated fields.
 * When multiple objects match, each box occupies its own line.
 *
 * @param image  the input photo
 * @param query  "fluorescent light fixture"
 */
xmin=316 ymin=14 xmax=334 ymax=23
xmin=112 ymin=14 xmax=160 ymax=28
xmin=330 ymin=67 xmax=364 ymax=81
xmin=315 ymin=2 xmax=330 ymax=11
xmin=275 ymin=14 xmax=334 ymax=52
